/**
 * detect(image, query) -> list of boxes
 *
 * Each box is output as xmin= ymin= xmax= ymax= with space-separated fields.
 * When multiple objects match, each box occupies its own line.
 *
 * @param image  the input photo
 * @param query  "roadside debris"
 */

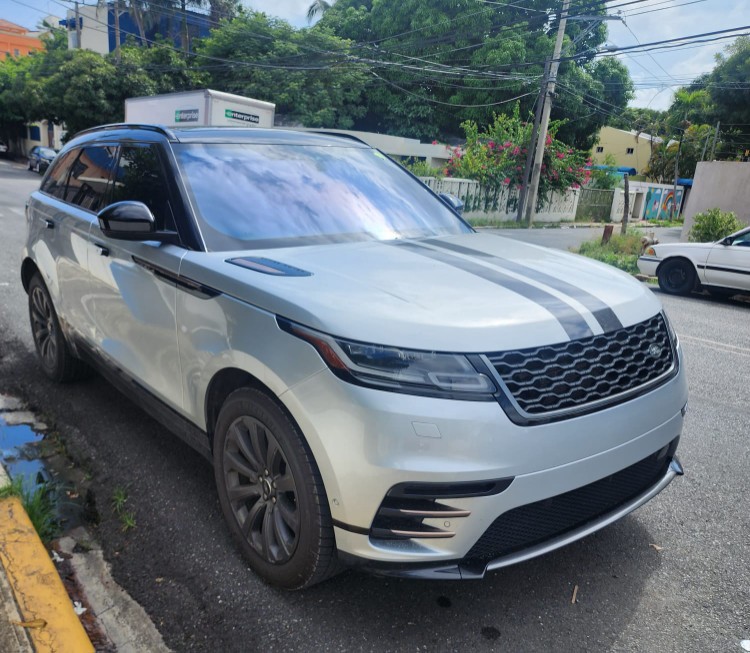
xmin=571 ymin=585 xmax=579 ymax=604
xmin=649 ymin=543 xmax=664 ymax=552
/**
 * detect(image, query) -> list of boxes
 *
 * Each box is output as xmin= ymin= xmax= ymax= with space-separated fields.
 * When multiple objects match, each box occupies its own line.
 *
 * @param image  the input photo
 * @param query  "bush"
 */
xmin=688 ymin=208 xmax=743 ymax=242
xmin=400 ymin=157 xmax=442 ymax=178
xmin=576 ymin=230 xmax=644 ymax=274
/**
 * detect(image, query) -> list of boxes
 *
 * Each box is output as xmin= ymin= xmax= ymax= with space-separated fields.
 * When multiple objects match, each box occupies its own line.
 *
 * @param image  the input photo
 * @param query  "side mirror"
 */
xmin=439 ymin=192 xmax=465 ymax=215
xmin=721 ymin=236 xmax=733 ymax=246
xmin=97 ymin=201 xmax=156 ymax=240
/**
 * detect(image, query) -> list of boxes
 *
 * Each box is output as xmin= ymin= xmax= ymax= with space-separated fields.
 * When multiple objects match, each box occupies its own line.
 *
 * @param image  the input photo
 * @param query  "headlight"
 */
xmin=278 ymin=319 xmax=497 ymax=400
xmin=661 ymin=310 xmax=679 ymax=348
xmin=645 ymin=247 xmax=656 ymax=256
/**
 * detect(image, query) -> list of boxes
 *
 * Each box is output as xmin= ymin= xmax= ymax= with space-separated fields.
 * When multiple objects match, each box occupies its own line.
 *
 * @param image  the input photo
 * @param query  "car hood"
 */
xmin=180 ymin=233 xmax=663 ymax=351
xmin=650 ymin=242 xmax=714 ymax=257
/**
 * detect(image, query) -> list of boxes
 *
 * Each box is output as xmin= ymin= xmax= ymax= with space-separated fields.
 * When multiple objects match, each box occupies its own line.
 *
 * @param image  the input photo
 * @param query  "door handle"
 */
xmin=93 ymin=243 xmax=110 ymax=257
xmin=44 ymin=219 xmax=55 ymax=230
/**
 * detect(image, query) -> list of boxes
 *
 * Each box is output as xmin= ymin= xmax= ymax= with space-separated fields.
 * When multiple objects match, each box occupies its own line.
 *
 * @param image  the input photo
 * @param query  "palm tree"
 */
xmin=306 ymin=0 xmax=332 ymax=24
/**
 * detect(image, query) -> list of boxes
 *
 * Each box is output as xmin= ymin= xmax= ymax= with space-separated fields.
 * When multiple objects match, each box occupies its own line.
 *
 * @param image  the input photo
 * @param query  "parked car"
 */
xmin=638 ymin=225 xmax=750 ymax=296
xmin=22 ymin=125 xmax=687 ymax=589
xmin=27 ymin=146 xmax=57 ymax=173
xmin=0 ymin=140 xmax=8 ymax=156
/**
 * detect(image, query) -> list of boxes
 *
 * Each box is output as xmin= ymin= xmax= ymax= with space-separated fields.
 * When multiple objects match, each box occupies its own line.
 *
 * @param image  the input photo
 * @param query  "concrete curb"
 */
xmin=0 ymin=490 xmax=94 ymax=652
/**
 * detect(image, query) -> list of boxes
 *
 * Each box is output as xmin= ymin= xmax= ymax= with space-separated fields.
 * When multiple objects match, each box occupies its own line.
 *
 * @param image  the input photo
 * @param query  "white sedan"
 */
xmin=638 ymin=226 xmax=750 ymax=296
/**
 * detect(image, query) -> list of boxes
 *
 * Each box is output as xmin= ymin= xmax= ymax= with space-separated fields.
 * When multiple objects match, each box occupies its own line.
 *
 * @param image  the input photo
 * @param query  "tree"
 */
xmin=307 ymin=0 xmax=334 ymax=24
xmin=315 ymin=0 xmax=630 ymax=145
xmin=199 ymin=12 xmax=369 ymax=128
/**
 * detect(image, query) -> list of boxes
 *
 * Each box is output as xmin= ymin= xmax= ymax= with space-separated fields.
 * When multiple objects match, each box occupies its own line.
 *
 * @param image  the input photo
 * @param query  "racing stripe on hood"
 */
xmin=397 ymin=241 xmax=593 ymax=340
xmin=423 ymin=238 xmax=623 ymax=333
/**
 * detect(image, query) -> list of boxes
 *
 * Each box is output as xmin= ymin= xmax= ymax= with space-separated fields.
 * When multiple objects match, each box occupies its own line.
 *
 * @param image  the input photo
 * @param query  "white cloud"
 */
xmin=243 ymin=0 xmax=312 ymax=26
xmin=606 ymin=0 xmax=744 ymax=110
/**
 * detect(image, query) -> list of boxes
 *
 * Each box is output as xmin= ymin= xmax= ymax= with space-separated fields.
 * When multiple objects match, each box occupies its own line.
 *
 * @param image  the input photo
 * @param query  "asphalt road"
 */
xmin=0 ymin=161 xmax=748 ymax=652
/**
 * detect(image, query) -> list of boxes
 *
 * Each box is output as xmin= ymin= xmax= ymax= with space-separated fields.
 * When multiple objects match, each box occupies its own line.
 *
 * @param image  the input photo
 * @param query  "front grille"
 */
xmin=487 ymin=314 xmax=674 ymax=418
xmin=465 ymin=439 xmax=678 ymax=563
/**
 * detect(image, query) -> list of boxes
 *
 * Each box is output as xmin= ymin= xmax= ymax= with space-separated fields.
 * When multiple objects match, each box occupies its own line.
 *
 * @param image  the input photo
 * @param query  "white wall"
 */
xmin=420 ymin=177 xmax=580 ymax=223
xmin=66 ymin=5 xmax=110 ymax=55
xmin=682 ymin=161 xmax=750 ymax=239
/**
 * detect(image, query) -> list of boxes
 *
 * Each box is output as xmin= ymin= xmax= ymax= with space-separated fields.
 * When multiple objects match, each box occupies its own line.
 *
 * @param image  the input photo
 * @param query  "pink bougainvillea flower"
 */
xmin=512 ymin=146 xmax=521 ymax=155
xmin=432 ymin=140 xmax=438 ymax=145
xmin=504 ymin=177 xmax=511 ymax=184
xmin=488 ymin=141 xmax=495 ymax=148
xmin=556 ymin=152 xmax=565 ymax=159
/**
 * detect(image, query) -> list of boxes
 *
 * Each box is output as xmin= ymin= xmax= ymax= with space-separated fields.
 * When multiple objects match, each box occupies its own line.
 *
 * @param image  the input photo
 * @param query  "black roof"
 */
xmin=66 ymin=124 xmax=370 ymax=149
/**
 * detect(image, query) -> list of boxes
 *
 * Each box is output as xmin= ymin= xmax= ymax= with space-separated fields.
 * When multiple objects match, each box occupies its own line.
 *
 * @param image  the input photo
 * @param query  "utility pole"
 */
xmin=114 ymin=0 xmax=121 ymax=63
xmin=516 ymin=60 xmax=549 ymax=223
xmin=670 ymin=120 xmax=687 ymax=220
xmin=74 ymin=1 xmax=81 ymax=48
xmin=524 ymin=0 xmax=570 ymax=227
xmin=709 ymin=121 xmax=720 ymax=160
xmin=621 ymin=173 xmax=629 ymax=234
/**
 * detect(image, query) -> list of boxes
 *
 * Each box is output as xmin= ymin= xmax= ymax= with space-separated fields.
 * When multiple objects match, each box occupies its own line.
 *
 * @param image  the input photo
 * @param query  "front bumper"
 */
xmin=281 ymin=341 xmax=687 ymax=568
xmin=339 ymin=454 xmax=683 ymax=579
xmin=637 ymin=256 xmax=660 ymax=277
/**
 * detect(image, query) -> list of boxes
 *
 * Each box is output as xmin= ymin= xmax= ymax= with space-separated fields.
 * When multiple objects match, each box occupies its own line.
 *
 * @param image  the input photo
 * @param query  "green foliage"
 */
xmin=111 ymin=487 xmax=136 ymax=532
xmin=576 ymin=230 xmax=644 ymax=274
xmin=589 ymin=153 xmax=620 ymax=190
xmin=688 ymin=208 xmax=744 ymax=242
xmin=0 ymin=477 xmax=58 ymax=543
xmin=198 ymin=12 xmax=368 ymax=128
xmin=645 ymin=124 xmax=716 ymax=183
xmin=400 ymin=157 xmax=441 ymax=177
xmin=442 ymin=107 xmax=590 ymax=209
xmin=318 ymin=0 xmax=630 ymax=145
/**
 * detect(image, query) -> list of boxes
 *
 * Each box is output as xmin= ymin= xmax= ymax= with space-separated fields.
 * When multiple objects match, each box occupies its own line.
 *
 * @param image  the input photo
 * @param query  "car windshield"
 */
xmin=39 ymin=148 xmax=56 ymax=157
xmin=173 ymin=142 xmax=471 ymax=251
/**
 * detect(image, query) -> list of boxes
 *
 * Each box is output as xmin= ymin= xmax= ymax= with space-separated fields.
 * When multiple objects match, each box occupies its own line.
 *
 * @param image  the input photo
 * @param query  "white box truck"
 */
xmin=125 ymin=89 xmax=275 ymax=128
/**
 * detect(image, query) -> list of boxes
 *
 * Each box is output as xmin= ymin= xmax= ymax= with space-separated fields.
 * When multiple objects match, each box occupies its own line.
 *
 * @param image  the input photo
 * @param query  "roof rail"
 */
xmin=300 ymin=129 xmax=371 ymax=147
xmin=71 ymin=123 xmax=177 ymax=140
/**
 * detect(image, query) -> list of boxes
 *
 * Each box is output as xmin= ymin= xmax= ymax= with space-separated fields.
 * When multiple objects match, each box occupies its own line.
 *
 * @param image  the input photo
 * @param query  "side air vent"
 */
xmin=227 ymin=257 xmax=312 ymax=277
xmin=370 ymin=477 xmax=513 ymax=541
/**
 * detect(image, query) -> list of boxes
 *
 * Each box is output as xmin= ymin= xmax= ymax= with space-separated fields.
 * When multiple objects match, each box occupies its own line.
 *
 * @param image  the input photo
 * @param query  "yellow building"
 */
xmin=592 ymin=126 xmax=662 ymax=175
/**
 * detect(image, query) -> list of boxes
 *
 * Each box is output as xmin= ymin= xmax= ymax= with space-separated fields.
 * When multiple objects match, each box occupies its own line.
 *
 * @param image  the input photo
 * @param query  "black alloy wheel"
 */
xmin=224 ymin=414 xmax=300 ymax=564
xmin=28 ymin=274 xmax=89 ymax=382
xmin=213 ymin=388 xmax=339 ymax=589
xmin=657 ymin=259 xmax=696 ymax=295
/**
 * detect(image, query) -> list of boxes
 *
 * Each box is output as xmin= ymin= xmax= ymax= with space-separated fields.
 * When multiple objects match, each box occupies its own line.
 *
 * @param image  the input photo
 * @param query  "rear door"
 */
xmin=87 ymin=142 xmax=188 ymax=412
xmin=28 ymin=145 xmax=116 ymax=342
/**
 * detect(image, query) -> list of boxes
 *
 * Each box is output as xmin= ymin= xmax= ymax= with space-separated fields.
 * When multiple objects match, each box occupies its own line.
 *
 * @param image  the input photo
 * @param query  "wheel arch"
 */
xmin=655 ymin=255 xmax=699 ymax=278
xmin=21 ymin=257 xmax=40 ymax=294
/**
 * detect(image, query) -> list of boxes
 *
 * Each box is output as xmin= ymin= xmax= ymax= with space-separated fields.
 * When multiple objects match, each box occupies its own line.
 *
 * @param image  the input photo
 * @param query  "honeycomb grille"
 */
xmin=488 ymin=314 xmax=674 ymax=416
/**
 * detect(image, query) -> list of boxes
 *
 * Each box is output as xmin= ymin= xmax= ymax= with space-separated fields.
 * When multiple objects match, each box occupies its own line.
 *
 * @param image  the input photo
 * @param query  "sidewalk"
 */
xmin=0 ymin=464 xmax=94 ymax=653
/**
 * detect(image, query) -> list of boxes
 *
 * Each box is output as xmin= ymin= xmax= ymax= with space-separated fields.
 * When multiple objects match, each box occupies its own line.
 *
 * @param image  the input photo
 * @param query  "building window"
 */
xmin=626 ymin=147 xmax=634 ymax=154
xmin=596 ymin=146 xmax=604 ymax=153
xmin=29 ymin=125 xmax=41 ymax=141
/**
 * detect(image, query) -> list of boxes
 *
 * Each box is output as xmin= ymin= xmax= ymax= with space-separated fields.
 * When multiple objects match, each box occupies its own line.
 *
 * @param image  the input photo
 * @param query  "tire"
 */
xmin=213 ymin=387 xmax=339 ymax=590
xmin=34 ymin=161 xmax=41 ymax=174
xmin=657 ymin=259 xmax=696 ymax=295
xmin=28 ymin=274 xmax=90 ymax=382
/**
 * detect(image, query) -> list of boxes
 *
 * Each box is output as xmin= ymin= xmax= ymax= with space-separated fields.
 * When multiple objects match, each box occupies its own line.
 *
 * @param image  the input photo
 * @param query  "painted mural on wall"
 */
xmin=645 ymin=187 xmax=683 ymax=219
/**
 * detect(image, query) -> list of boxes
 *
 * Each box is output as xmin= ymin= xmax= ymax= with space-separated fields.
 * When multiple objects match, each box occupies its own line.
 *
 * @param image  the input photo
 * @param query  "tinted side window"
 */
xmin=112 ymin=145 xmax=175 ymax=231
xmin=41 ymin=149 xmax=79 ymax=200
xmin=65 ymin=146 xmax=118 ymax=212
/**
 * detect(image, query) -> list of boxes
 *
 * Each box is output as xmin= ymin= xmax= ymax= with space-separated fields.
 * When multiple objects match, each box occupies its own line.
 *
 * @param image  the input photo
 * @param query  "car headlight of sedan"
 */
xmin=645 ymin=247 xmax=657 ymax=256
xmin=278 ymin=318 xmax=497 ymax=400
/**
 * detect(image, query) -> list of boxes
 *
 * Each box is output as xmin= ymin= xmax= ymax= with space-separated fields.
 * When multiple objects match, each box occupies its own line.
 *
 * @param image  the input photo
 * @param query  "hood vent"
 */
xmin=227 ymin=256 xmax=312 ymax=277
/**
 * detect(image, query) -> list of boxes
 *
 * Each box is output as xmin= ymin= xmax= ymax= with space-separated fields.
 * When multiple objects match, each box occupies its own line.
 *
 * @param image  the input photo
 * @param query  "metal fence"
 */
xmin=575 ymin=188 xmax=615 ymax=222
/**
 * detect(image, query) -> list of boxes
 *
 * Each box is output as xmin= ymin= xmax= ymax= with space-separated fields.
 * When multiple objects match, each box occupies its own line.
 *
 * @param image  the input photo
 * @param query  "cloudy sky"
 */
xmin=5 ymin=0 xmax=745 ymax=110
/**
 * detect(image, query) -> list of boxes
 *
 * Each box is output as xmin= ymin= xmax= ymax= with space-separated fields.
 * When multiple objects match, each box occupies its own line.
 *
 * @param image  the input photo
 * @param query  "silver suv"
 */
xmin=22 ymin=125 xmax=687 ymax=589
